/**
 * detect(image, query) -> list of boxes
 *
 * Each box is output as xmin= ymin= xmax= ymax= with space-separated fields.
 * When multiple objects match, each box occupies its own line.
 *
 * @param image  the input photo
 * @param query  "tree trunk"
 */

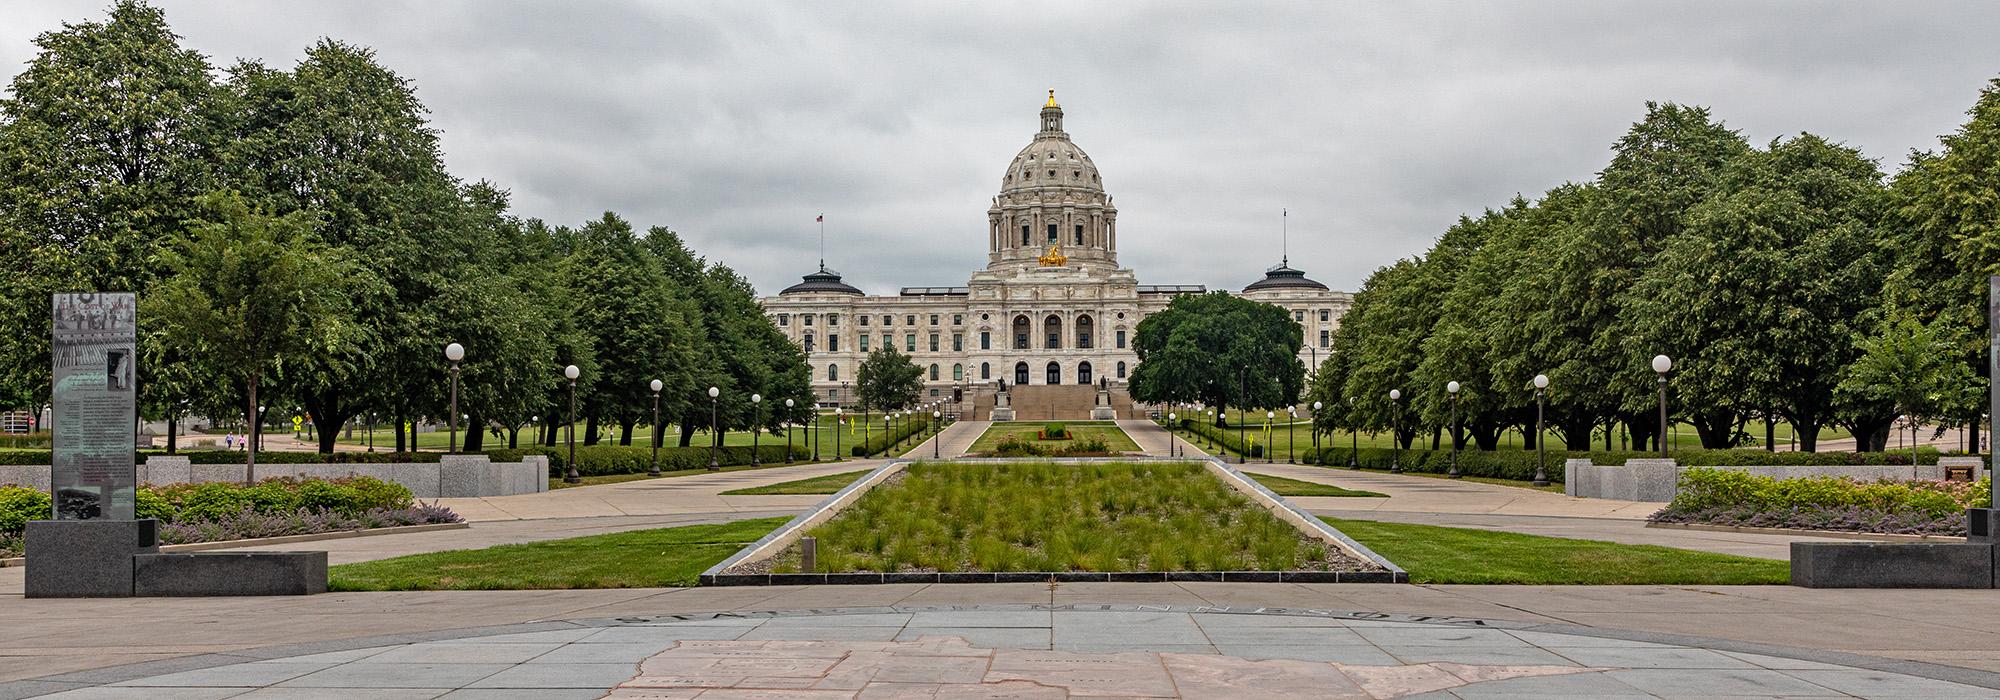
xmin=584 ymin=415 xmax=600 ymax=446
xmin=618 ymin=419 xmax=634 ymax=446
xmin=1471 ymin=423 xmax=1501 ymax=451
xmin=679 ymin=421 xmax=696 ymax=447
xmin=464 ymin=413 xmax=485 ymax=452
xmin=244 ymin=375 xmax=259 ymax=484
xmin=1604 ymin=417 xmax=1614 ymax=451
xmin=1766 ymin=413 xmax=1775 ymax=452
xmin=1691 ymin=411 xmax=1738 ymax=449
xmin=508 ymin=426 xmax=519 ymax=449
xmin=1793 ymin=417 xmax=1821 ymax=452
xmin=1429 ymin=426 xmax=1441 ymax=451
xmin=167 ymin=415 xmax=178 ymax=454
xmin=1627 ymin=417 xmax=1656 ymax=454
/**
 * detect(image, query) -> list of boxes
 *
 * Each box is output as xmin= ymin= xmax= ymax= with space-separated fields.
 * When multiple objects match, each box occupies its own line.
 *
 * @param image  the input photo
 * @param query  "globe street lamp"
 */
xmin=834 ymin=406 xmax=844 ymax=459
xmin=784 ymin=398 xmax=796 ymax=463
xmin=751 ymin=393 xmax=763 ymax=467
xmin=444 ymin=342 xmax=464 ymax=453
xmin=563 ymin=365 xmax=581 ymax=484
xmin=1168 ymin=412 xmax=1178 ymax=456
xmin=1532 ymin=373 xmax=1551 ymax=487
xmin=1652 ymin=354 xmax=1673 ymax=458
xmin=1388 ymin=389 xmax=1403 ymax=474
xmin=1346 ymin=397 xmax=1359 ymax=468
xmin=648 ymin=379 xmax=664 ymax=477
xmin=1286 ymin=408 xmax=1295 ymax=463
xmin=933 ymin=410 xmax=943 ymax=458
xmin=1446 ymin=381 xmax=1462 ymax=479
xmin=1310 ymin=401 xmax=1323 ymax=465
xmin=706 ymin=386 xmax=721 ymax=471
xmin=1266 ymin=410 xmax=1275 ymax=464
xmin=809 ymin=404 xmax=820 ymax=463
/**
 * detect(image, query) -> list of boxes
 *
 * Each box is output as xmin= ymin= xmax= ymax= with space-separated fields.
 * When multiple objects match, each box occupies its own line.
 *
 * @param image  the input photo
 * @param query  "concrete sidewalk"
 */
xmin=437 ymin=459 xmax=878 ymax=521
xmin=905 ymin=420 xmax=989 ymax=458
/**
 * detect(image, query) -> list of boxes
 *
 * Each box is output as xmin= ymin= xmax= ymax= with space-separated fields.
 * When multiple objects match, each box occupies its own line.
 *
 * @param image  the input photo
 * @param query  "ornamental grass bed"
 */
xmin=731 ymin=461 xmax=1380 ymax=575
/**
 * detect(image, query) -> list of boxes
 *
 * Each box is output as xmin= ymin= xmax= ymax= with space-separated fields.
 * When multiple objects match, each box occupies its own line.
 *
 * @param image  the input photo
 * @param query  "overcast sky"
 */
xmin=6 ymin=1 xmax=2000 ymax=296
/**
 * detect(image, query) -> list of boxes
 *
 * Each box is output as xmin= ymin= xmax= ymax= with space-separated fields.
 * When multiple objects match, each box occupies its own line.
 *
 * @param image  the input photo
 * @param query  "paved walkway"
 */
xmin=438 ymin=460 xmax=879 ymax=521
xmin=11 ymin=594 xmax=2000 ymax=698
xmin=905 ymin=420 xmax=988 ymax=459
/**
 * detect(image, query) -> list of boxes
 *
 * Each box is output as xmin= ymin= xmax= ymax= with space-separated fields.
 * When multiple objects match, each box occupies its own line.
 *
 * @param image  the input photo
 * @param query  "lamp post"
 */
xmin=1652 ymin=355 xmax=1672 ymax=458
xmin=1310 ymin=401 xmax=1323 ymax=465
xmin=1286 ymin=409 xmax=1294 ymax=463
xmin=367 ymin=412 xmax=375 ymax=452
xmin=750 ymin=393 xmax=763 ymax=467
xmin=809 ymin=405 xmax=820 ymax=463
xmin=1388 ymin=389 xmax=1403 ymax=474
xmin=933 ymin=410 xmax=942 ymax=458
xmin=707 ymin=386 xmax=720 ymax=471
xmin=444 ymin=342 xmax=464 ymax=453
xmin=1205 ymin=409 xmax=1215 ymax=450
xmin=1446 ymin=380 xmax=1462 ymax=479
xmin=563 ymin=365 xmax=580 ymax=484
xmin=1167 ymin=412 xmax=1178 ymax=456
xmin=1266 ymin=410 xmax=1275 ymax=464
xmin=784 ymin=398 xmax=795 ymax=463
xmin=649 ymin=379 xmax=663 ymax=477
xmin=1532 ymin=374 xmax=1550 ymax=487
xmin=1236 ymin=369 xmax=1249 ymax=465
xmin=834 ymin=406 xmax=843 ymax=459
xmin=1346 ymin=397 xmax=1358 ymax=468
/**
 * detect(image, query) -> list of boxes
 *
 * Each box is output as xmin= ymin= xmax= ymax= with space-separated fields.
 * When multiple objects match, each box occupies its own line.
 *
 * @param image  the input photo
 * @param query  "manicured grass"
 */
xmin=1324 ymin=517 xmax=1790 ymax=585
xmin=967 ymin=422 xmax=1139 ymax=453
xmin=765 ymin=462 xmax=1361 ymax=573
xmin=327 ymin=517 xmax=790 ymax=591
xmin=721 ymin=470 xmax=872 ymax=495
xmin=1241 ymin=472 xmax=1385 ymax=497
xmin=548 ymin=462 xmax=826 ymax=489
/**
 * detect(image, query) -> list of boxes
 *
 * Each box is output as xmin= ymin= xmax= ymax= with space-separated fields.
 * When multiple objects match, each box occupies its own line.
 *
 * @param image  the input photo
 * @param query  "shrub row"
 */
xmin=0 ymin=450 xmax=449 ymax=466
xmin=988 ymin=435 xmax=1114 ymax=457
xmin=1288 ymin=445 xmax=1981 ymax=483
xmin=850 ymin=417 xmax=934 ymax=457
xmin=490 ymin=443 xmax=809 ymax=477
xmin=0 ymin=433 xmax=50 ymax=449
xmin=1650 ymin=468 xmax=1990 ymax=536
xmin=1179 ymin=420 xmax=1265 ymax=458
xmin=1 ymin=475 xmax=418 ymax=535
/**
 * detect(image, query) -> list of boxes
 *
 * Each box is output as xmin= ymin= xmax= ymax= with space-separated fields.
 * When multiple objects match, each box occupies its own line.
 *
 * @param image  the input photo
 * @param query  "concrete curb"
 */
xmin=0 ymin=521 xmax=470 ymax=568
xmin=1645 ymin=520 xmax=1966 ymax=543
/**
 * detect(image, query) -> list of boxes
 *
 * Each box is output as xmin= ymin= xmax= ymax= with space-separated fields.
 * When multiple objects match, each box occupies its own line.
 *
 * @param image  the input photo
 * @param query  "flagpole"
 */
xmin=1282 ymin=208 xmax=1288 ymax=267
xmin=818 ymin=214 xmax=826 ymax=271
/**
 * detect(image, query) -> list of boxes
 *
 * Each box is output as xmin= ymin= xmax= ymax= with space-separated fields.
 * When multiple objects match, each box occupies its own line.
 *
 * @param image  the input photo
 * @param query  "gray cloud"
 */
xmin=4 ymin=1 xmax=1997 ymax=295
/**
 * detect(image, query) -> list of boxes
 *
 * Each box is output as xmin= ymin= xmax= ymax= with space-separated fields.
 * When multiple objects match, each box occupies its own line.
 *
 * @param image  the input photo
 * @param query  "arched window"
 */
xmin=803 ymin=334 xmax=815 ymax=354
xmin=1015 ymin=362 xmax=1030 ymax=386
xmin=1044 ymin=315 xmax=1062 ymax=349
xmin=827 ymin=363 xmax=838 ymax=381
xmin=981 ymin=362 xmax=991 ymax=380
xmin=1116 ymin=361 xmax=1127 ymax=379
xmin=952 ymin=364 xmax=964 ymax=381
xmin=930 ymin=363 xmax=939 ymax=381
xmin=1077 ymin=362 xmax=1093 ymax=385
xmin=1013 ymin=315 xmax=1031 ymax=349
xmin=1045 ymin=361 xmax=1061 ymax=385
xmin=1076 ymin=315 xmax=1093 ymax=349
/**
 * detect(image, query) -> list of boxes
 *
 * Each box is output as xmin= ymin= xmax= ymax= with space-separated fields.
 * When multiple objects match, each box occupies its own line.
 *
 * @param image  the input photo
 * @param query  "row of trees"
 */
xmin=1310 ymin=79 xmax=2000 ymax=453
xmin=0 ymin=2 xmax=816 ymax=459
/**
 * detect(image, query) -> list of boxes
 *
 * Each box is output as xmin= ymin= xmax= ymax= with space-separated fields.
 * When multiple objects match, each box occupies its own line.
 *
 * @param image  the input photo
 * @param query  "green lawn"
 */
xmin=721 ymin=470 xmax=873 ymax=495
xmin=548 ymin=462 xmax=824 ymax=490
xmin=328 ymin=517 xmax=790 ymax=591
xmin=1241 ymin=473 xmax=1385 ymax=497
xmin=1325 ymin=517 xmax=1789 ymax=585
xmin=967 ymin=421 xmax=1140 ymax=453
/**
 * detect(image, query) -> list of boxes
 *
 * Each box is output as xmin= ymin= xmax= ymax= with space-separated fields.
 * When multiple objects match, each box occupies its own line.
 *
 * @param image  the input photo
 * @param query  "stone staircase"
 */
xmin=1003 ymin=385 xmax=1139 ymax=420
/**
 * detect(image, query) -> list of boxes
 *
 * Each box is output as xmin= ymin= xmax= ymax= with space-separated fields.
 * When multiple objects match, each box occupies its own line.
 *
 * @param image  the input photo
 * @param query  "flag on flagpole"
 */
xmin=816 ymin=214 xmax=823 ymax=222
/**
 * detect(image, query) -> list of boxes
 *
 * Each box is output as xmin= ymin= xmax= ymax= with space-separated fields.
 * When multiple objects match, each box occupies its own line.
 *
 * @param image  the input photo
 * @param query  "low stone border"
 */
xmin=697 ymin=456 xmax=1407 ymax=585
xmin=8 ymin=603 xmax=2000 ymax=699
xmin=1646 ymin=520 xmax=1966 ymax=543
xmin=0 ymin=521 xmax=469 ymax=568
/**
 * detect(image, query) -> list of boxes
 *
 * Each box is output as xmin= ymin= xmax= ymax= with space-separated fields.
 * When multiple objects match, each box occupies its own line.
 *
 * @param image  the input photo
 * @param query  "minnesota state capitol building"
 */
xmin=762 ymin=92 xmax=1352 ymax=419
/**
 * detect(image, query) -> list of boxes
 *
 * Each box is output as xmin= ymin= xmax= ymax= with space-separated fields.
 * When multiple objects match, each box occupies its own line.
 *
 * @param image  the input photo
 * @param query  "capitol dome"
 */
xmin=986 ymin=91 xmax=1119 ymax=270
xmin=1243 ymin=261 xmax=1330 ymax=293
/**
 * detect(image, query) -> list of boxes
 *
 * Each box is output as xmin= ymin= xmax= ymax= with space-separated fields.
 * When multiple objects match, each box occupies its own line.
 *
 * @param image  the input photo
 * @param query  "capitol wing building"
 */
xmin=761 ymin=93 xmax=1352 ymax=420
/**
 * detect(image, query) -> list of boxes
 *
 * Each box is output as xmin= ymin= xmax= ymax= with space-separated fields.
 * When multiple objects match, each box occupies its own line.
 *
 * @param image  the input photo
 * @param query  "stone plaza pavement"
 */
xmin=10 ymin=599 xmax=2000 ymax=699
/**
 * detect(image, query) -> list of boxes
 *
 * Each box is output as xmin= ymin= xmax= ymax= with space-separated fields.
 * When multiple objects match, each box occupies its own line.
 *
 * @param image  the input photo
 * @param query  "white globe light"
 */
xmin=1169 ymin=413 xmax=1177 ymax=420
xmin=752 ymin=393 xmax=762 ymax=403
xmin=1533 ymin=374 xmax=1549 ymax=389
xmin=444 ymin=342 xmax=464 ymax=362
xmin=707 ymin=386 xmax=719 ymax=398
xmin=785 ymin=398 xmax=795 ymax=407
xmin=649 ymin=379 xmax=663 ymax=392
xmin=1652 ymin=354 xmax=1673 ymax=373
xmin=933 ymin=411 xmax=941 ymax=418
xmin=1389 ymin=389 xmax=1401 ymax=400
xmin=563 ymin=365 xmax=579 ymax=380
xmin=1267 ymin=411 xmax=1275 ymax=419
xmin=1446 ymin=381 xmax=1460 ymax=394
xmin=1313 ymin=401 xmax=1323 ymax=410
xmin=835 ymin=407 xmax=842 ymax=415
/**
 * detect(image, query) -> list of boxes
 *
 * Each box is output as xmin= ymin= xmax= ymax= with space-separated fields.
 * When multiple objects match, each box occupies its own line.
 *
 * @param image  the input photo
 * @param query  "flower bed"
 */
xmin=0 ymin=476 xmax=462 ymax=555
xmin=986 ymin=435 xmax=1113 ymax=457
xmin=1647 ymin=467 xmax=1990 ymax=536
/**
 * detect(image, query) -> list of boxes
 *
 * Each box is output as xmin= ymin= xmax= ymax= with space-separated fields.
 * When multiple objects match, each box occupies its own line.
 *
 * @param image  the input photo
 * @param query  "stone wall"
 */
xmin=1565 ymin=456 xmax=1989 ymax=502
xmin=0 ymin=455 xmax=548 ymax=499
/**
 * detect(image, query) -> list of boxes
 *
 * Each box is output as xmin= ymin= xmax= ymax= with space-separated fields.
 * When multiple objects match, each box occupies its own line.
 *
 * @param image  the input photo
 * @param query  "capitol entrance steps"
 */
xmin=1003 ymin=384 xmax=1139 ymax=421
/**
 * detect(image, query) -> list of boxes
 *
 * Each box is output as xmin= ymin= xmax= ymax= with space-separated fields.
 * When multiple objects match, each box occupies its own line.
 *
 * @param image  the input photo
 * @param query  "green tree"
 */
xmin=1836 ymin=306 xmax=1980 ymax=463
xmin=0 ymin=0 xmax=221 ymax=417
xmin=856 ymin=347 xmax=923 ymax=412
xmin=1128 ymin=292 xmax=1303 ymax=424
xmin=1482 ymin=183 xmax=1604 ymax=449
xmin=146 ymin=194 xmax=360 ymax=481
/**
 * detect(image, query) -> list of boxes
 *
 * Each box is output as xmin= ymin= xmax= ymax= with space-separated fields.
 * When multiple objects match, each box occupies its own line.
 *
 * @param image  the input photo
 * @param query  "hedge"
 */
xmin=489 ymin=443 xmax=809 ymax=477
xmin=1650 ymin=468 xmax=1991 ymax=536
xmin=0 ymin=449 xmax=449 ymax=466
xmin=1293 ymin=445 xmax=1980 ymax=483
xmin=0 ymin=433 xmax=50 ymax=449
xmin=1181 ymin=420 xmax=1264 ymax=458
xmin=851 ymin=417 xmax=934 ymax=457
xmin=1 ymin=475 xmax=414 ymax=534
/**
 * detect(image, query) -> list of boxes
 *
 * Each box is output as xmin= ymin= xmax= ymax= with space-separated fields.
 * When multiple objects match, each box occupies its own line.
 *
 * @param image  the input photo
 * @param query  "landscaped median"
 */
xmin=1649 ymin=467 xmax=1989 ymax=537
xmin=703 ymin=459 xmax=1405 ymax=584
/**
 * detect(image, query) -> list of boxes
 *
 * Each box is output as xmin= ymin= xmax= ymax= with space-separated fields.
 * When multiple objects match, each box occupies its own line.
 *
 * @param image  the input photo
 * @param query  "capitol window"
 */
xmin=929 ymin=314 xmax=939 ymax=325
xmin=1074 ymin=224 xmax=1083 ymax=245
xmin=952 ymin=364 xmax=963 ymax=381
xmin=1046 ymin=223 xmax=1057 ymax=243
xmin=859 ymin=315 xmax=869 ymax=326
xmin=1320 ymin=330 xmax=1330 ymax=348
xmin=1295 ymin=310 xmax=1305 ymax=322
xmin=906 ymin=314 xmax=916 ymax=326
xmin=930 ymin=364 xmax=939 ymax=381
xmin=803 ymin=334 xmax=815 ymax=353
xmin=980 ymin=331 xmax=991 ymax=350
xmin=1117 ymin=361 xmax=1127 ymax=379
xmin=828 ymin=364 xmax=838 ymax=381
xmin=980 ymin=362 xmax=991 ymax=379
xmin=952 ymin=334 xmax=963 ymax=351
xmin=1115 ymin=330 xmax=1126 ymax=349
xmin=802 ymin=314 xmax=813 ymax=326
xmin=929 ymin=333 xmax=939 ymax=352
xmin=905 ymin=334 xmax=916 ymax=352
xmin=859 ymin=335 xmax=869 ymax=351
xmin=883 ymin=315 xmax=893 ymax=326
xmin=827 ymin=314 xmax=839 ymax=325
xmin=828 ymin=335 xmax=838 ymax=351
xmin=1320 ymin=309 xmax=1330 ymax=322
xmin=953 ymin=314 xmax=963 ymax=325
xmin=777 ymin=313 xmax=789 ymax=326
xmin=1022 ymin=225 xmax=1030 ymax=245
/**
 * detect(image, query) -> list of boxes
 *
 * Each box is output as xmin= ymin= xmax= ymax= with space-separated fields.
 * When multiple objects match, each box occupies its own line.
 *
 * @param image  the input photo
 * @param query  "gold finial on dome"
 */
xmin=1045 ymin=89 xmax=1058 ymax=108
